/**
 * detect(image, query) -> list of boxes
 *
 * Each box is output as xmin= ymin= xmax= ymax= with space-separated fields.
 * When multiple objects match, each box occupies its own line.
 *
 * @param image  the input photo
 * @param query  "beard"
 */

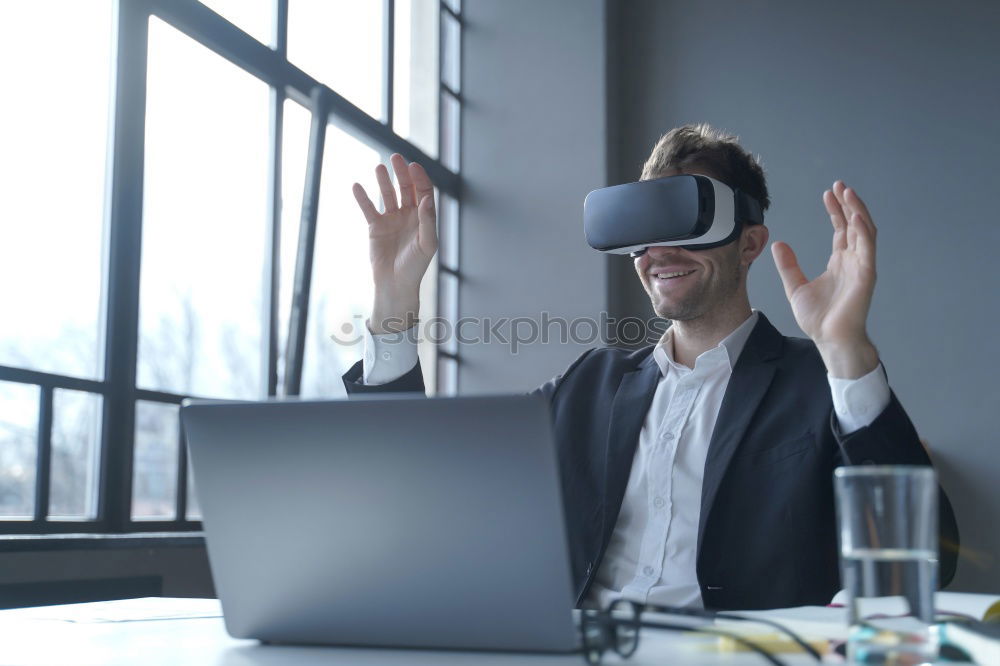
xmin=650 ymin=246 xmax=743 ymax=321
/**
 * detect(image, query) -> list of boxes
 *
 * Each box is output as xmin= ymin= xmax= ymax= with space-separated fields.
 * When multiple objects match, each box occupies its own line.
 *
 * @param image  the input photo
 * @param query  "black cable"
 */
xmin=639 ymin=603 xmax=823 ymax=661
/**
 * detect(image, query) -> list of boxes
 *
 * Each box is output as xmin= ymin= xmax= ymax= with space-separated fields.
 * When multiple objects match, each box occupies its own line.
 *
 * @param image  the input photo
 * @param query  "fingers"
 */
xmin=390 ymin=153 xmax=416 ymax=207
xmin=375 ymin=163 xmax=398 ymax=213
xmin=409 ymin=161 xmax=435 ymax=205
xmin=771 ymin=241 xmax=808 ymax=302
xmin=844 ymin=185 xmax=878 ymax=240
xmin=843 ymin=185 xmax=874 ymax=225
xmin=416 ymin=194 xmax=438 ymax=255
xmin=823 ymin=189 xmax=848 ymax=252
xmin=833 ymin=181 xmax=877 ymax=237
xmin=848 ymin=211 xmax=876 ymax=267
xmin=352 ymin=183 xmax=380 ymax=224
xmin=412 ymin=162 xmax=438 ymax=254
xmin=831 ymin=180 xmax=877 ymax=261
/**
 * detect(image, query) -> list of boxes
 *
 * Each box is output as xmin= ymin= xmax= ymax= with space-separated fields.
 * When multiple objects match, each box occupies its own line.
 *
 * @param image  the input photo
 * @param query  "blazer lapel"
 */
xmin=602 ymin=351 xmax=661 ymax=546
xmin=697 ymin=314 xmax=784 ymax=554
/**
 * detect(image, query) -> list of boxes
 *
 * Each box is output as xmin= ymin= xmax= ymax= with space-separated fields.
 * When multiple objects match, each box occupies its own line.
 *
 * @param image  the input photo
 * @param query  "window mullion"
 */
xmin=283 ymin=88 xmax=329 ymax=396
xmin=274 ymin=0 xmax=288 ymax=56
xmin=174 ymin=427 xmax=188 ymax=522
xmin=383 ymin=0 xmax=395 ymax=126
xmin=33 ymin=387 xmax=54 ymax=522
xmin=98 ymin=0 xmax=151 ymax=532
xmin=262 ymin=0 xmax=290 ymax=399
xmin=264 ymin=88 xmax=284 ymax=397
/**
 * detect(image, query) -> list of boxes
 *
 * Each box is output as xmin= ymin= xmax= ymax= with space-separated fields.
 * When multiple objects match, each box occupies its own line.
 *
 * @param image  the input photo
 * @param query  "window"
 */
xmin=299 ymin=126 xmax=383 ymax=398
xmin=287 ymin=1 xmax=384 ymax=119
xmin=0 ymin=1 xmax=113 ymax=381
xmin=139 ymin=17 xmax=271 ymax=402
xmin=0 ymin=0 xmax=462 ymax=535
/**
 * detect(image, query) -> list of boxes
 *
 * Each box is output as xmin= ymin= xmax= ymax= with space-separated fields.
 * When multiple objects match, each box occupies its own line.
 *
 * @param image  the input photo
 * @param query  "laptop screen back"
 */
xmin=181 ymin=393 xmax=578 ymax=652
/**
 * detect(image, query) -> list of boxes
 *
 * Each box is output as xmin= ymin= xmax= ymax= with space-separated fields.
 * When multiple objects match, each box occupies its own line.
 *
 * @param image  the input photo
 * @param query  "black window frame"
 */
xmin=0 ymin=0 xmax=462 ymax=536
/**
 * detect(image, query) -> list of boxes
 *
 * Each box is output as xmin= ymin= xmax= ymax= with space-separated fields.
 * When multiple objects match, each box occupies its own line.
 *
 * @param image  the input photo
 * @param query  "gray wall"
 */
xmin=0 ymin=545 xmax=213 ymax=599
xmin=457 ymin=0 xmax=608 ymax=393
xmin=611 ymin=0 xmax=1000 ymax=591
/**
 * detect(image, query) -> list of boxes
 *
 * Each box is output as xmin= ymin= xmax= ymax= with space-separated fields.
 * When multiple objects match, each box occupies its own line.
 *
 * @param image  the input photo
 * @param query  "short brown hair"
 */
xmin=640 ymin=123 xmax=770 ymax=214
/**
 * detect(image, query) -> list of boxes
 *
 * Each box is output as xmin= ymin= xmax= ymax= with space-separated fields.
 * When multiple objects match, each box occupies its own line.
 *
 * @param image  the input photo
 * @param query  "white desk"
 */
xmin=0 ymin=598 xmax=830 ymax=666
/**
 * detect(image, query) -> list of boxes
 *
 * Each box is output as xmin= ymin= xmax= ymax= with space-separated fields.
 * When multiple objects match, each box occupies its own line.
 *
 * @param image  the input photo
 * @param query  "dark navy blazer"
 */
xmin=342 ymin=312 xmax=959 ymax=610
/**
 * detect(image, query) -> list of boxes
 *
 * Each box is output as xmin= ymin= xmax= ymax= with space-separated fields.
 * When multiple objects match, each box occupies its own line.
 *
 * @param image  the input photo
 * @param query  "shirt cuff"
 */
xmin=828 ymin=363 xmax=891 ymax=435
xmin=362 ymin=320 xmax=419 ymax=385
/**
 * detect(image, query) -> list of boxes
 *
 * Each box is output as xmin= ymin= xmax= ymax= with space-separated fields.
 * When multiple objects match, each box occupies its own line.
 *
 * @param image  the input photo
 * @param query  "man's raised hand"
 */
xmin=351 ymin=153 xmax=438 ymax=334
xmin=770 ymin=181 xmax=880 ymax=378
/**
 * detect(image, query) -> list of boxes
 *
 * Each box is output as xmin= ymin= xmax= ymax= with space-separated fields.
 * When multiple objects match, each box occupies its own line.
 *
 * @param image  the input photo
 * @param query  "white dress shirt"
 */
xmin=587 ymin=313 xmax=760 ymax=609
xmin=359 ymin=311 xmax=891 ymax=609
xmin=360 ymin=322 xmax=420 ymax=386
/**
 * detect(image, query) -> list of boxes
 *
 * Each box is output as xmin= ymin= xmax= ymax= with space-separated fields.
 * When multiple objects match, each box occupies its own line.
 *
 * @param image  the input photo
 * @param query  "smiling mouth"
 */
xmin=653 ymin=270 xmax=696 ymax=280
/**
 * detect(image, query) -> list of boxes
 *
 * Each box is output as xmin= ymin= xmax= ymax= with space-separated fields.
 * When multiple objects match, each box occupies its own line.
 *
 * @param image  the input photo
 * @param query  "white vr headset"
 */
xmin=583 ymin=174 xmax=764 ymax=257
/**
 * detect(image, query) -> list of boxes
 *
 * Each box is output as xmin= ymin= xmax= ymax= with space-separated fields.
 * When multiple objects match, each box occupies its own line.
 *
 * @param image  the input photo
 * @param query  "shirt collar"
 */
xmin=652 ymin=310 xmax=760 ymax=376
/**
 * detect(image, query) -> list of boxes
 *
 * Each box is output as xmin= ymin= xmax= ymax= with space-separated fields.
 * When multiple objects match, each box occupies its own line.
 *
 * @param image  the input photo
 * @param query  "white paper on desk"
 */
xmin=722 ymin=591 xmax=1000 ymax=642
xmin=830 ymin=589 xmax=1000 ymax=621
xmin=7 ymin=597 xmax=223 ymax=623
xmin=715 ymin=606 xmax=850 ymax=641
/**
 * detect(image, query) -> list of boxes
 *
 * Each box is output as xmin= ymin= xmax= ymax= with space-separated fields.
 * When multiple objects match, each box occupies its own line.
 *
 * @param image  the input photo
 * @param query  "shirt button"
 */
xmin=381 ymin=351 xmax=392 ymax=360
xmin=662 ymin=432 xmax=675 ymax=441
xmin=653 ymin=496 xmax=665 ymax=509
xmin=642 ymin=566 xmax=655 ymax=576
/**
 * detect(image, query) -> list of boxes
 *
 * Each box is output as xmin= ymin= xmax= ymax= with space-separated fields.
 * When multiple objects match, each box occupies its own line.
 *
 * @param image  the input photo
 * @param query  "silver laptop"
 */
xmin=180 ymin=393 xmax=580 ymax=652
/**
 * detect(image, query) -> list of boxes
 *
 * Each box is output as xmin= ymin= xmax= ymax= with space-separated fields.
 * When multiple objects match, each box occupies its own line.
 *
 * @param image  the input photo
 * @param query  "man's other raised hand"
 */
xmin=351 ymin=153 xmax=438 ymax=335
xmin=771 ymin=181 xmax=880 ymax=379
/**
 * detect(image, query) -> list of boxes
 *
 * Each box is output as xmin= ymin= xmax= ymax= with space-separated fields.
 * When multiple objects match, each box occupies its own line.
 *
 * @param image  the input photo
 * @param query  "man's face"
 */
xmin=634 ymin=239 xmax=744 ymax=321
xmin=632 ymin=168 xmax=767 ymax=322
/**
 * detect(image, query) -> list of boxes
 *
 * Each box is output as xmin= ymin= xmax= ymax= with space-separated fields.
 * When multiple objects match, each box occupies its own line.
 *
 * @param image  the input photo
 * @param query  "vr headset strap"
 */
xmin=734 ymin=190 xmax=764 ymax=226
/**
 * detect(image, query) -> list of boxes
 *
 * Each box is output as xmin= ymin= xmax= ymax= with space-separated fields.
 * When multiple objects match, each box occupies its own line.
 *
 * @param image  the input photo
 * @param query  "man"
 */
xmin=344 ymin=124 xmax=959 ymax=610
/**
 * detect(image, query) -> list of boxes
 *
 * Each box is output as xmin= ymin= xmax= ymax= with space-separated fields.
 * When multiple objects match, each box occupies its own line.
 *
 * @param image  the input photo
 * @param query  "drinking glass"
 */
xmin=834 ymin=466 xmax=939 ymax=665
